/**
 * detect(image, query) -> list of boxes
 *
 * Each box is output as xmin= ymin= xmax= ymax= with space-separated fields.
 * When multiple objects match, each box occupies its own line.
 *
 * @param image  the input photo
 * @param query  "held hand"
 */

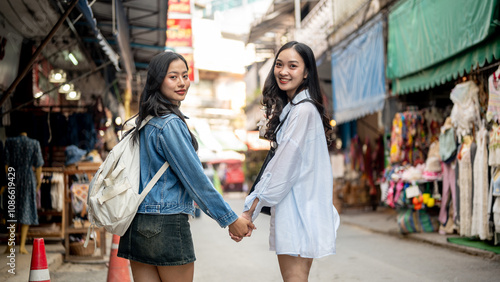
xmin=229 ymin=231 xmax=243 ymax=242
xmin=241 ymin=211 xmax=255 ymax=237
xmin=228 ymin=216 xmax=255 ymax=238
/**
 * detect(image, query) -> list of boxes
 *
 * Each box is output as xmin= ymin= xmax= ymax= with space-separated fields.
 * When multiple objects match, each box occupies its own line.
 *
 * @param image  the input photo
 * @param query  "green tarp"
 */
xmin=387 ymin=0 xmax=499 ymax=79
xmin=387 ymin=0 xmax=500 ymax=94
xmin=393 ymin=34 xmax=500 ymax=94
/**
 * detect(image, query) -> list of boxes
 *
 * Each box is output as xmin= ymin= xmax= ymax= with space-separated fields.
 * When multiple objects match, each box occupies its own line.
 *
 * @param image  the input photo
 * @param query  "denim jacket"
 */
xmin=137 ymin=114 xmax=238 ymax=228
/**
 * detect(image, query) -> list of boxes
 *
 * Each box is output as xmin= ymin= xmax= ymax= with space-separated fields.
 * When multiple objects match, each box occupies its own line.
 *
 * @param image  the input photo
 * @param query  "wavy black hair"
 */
xmin=126 ymin=51 xmax=198 ymax=150
xmin=262 ymin=41 xmax=332 ymax=144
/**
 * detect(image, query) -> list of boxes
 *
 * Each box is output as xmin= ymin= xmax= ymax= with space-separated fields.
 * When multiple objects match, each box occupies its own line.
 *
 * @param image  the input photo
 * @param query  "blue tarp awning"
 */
xmin=331 ymin=15 xmax=386 ymax=124
xmin=77 ymin=0 xmax=120 ymax=71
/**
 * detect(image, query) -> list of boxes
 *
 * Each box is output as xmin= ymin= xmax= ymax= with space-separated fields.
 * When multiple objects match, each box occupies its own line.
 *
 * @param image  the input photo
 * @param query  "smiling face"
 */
xmin=160 ymin=58 xmax=190 ymax=105
xmin=274 ymin=47 xmax=308 ymax=101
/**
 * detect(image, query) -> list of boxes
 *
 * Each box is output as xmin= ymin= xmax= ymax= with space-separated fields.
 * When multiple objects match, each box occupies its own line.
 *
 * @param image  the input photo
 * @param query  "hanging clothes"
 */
xmin=458 ymin=141 xmax=473 ymax=237
xmin=423 ymin=107 xmax=445 ymax=144
xmin=4 ymin=135 xmax=44 ymax=225
xmin=487 ymin=167 xmax=500 ymax=244
xmin=450 ymin=81 xmax=481 ymax=142
xmin=42 ymin=172 xmax=64 ymax=212
xmin=471 ymin=123 xmax=491 ymax=240
xmin=489 ymin=123 xmax=500 ymax=167
xmin=486 ymin=67 xmax=500 ymax=123
xmin=439 ymin=161 xmax=457 ymax=227
xmin=390 ymin=113 xmax=404 ymax=164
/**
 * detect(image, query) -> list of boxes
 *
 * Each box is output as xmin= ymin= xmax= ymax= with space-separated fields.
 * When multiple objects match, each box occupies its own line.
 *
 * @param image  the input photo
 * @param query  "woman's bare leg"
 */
xmin=277 ymin=255 xmax=313 ymax=282
xmin=130 ymin=260 xmax=194 ymax=282
xmin=130 ymin=260 xmax=161 ymax=282
xmin=157 ymin=262 xmax=194 ymax=282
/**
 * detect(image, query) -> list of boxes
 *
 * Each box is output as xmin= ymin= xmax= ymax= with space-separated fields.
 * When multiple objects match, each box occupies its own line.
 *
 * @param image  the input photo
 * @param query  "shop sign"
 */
xmin=179 ymin=51 xmax=195 ymax=82
xmin=168 ymin=0 xmax=191 ymax=14
xmin=166 ymin=19 xmax=192 ymax=47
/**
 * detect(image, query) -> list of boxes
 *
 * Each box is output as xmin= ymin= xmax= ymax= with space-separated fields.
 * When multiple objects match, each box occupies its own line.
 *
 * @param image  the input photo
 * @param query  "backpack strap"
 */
xmin=139 ymin=115 xmax=154 ymax=130
xmin=139 ymin=161 xmax=170 ymax=200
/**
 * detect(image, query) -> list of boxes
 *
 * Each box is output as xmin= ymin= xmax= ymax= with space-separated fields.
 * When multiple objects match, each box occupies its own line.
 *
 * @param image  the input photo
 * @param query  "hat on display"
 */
xmin=425 ymin=141 xmax=442 ymax=173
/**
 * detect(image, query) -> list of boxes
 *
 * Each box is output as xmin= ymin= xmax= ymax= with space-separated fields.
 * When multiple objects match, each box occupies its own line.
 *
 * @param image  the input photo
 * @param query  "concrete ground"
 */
xmin=1 ymin=192 xmax=499 ymax=281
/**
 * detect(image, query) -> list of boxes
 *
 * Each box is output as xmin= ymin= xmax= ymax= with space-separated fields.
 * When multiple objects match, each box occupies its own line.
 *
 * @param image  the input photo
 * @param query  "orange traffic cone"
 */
xmin=29 ymin=238 xmax=50 ymax=282
xmin=107 ymin=234 xmax=131 ymax=282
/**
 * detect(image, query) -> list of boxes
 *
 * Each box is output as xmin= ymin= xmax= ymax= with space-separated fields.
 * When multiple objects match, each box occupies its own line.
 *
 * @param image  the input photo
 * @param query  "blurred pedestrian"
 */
xmin=117 ymin=51 xmax=254 ymax=282
xmin=233 ymin=41 xmax=340 ymax=281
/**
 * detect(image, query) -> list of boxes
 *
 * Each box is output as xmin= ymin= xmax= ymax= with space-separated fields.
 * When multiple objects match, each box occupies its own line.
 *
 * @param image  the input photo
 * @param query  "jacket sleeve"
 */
xmin=244 ymin=104 xmax=317 ymax=221
xmin=158 ymin=118 xmax=238 ymax=228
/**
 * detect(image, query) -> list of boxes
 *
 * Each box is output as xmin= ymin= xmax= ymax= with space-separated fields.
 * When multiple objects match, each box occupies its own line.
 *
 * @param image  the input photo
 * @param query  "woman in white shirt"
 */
xmin=232 ymin=41 xmax=340 ymax=281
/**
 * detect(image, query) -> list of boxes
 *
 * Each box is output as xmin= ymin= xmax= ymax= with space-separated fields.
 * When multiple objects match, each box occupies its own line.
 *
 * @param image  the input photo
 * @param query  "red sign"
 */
xmin=168 ymin=0 xmax=191 ymax=14
xmin=166 ymin=19 xmax=192 ymax=47
xmin=180 ymin=52 xmax=195 ymax=81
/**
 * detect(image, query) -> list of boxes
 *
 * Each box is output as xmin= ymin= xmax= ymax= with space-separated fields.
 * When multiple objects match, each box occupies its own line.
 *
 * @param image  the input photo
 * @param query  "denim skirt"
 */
xmin=117 ymin=213 xmax=196 ymax=266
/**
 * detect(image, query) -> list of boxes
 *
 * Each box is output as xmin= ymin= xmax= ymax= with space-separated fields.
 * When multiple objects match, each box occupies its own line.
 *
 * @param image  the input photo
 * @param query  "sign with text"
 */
xmin=179 ymin=51 xmax=195 ymax=81
xmin=168 ymin=0 xmax=191 ymax=14
xmin=166 ymin=19 xmax=192 ymax=47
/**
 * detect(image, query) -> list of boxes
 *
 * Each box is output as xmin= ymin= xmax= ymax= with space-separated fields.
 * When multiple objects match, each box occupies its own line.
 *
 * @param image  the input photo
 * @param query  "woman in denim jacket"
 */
xmin=117 ymin=52 xmax=254 ymax=282
xmin=234 ymin=42 xmax=340 ymax=281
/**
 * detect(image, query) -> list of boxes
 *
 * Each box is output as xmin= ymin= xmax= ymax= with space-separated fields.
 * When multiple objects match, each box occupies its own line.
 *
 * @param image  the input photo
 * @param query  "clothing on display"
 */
xmin=423 ymin=141 xmax=442 ymax=179
xmin=488 ymin=168 xmax=500 ymax=243
xmin=450 ymin=81 xmax=481 ymax=141
xmin=458 ymin=141 xmax=474 ymax=237
xmin=423 ymin=107 xmax=445 ymax=144
xmin=390 ymin=113 xmax=403 ymax=164
xmin=489 ymin=123 xmax=500 ymax=166
xmin=471 ymin=123 xmax=491 ymax=240
xmin=486 ymin=67 xmax=500 ymax=123
xmin=389 ymin=110 xmax=426 ymax=166
xmin=493 ymin=197 xmax=500 ymax=244
xmin=439 ymin=118 xmax=457 ymax=163
xmin=439 ymin=162 xmax=457 ymax=226
xmin=39 ymin=172 xmax=64 ymax=212
xmin=70 ymin=183 xmax=89 ymax=218
xmin=4 ymin=135 xmax=44 ymax=225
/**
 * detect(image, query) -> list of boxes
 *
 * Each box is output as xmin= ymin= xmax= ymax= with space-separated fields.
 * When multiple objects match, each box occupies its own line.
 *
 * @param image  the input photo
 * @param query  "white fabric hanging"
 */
xmin=458 ymin=143 xmax=473 ymax=237
xmin=450 ymin=81 xmax=481 ymax=142
xmin=471 ymin=122 xmax=491 ymax=240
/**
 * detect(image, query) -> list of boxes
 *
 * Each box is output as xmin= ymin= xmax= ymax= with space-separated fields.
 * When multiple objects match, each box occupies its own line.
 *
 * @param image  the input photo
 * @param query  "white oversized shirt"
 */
xmin=244 ymin=89 xmax=340 ymax=258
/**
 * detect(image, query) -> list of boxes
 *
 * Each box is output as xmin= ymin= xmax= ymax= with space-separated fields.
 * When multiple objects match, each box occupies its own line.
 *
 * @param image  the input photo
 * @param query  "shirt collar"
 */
xmin=279 ymin=89 xmax=310 ymax=121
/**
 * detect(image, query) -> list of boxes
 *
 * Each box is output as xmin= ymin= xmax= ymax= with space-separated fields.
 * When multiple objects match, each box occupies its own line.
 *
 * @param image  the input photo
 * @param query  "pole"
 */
xmin=0 ymin=0 xmax=79 ymax=108
xmin=295 ymin=0 xmax=301 ymax=29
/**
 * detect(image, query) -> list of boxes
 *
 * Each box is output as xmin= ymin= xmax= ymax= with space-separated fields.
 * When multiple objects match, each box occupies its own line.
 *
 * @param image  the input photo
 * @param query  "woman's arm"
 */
xmin=158 ymin=118 xmax=254 ymax=237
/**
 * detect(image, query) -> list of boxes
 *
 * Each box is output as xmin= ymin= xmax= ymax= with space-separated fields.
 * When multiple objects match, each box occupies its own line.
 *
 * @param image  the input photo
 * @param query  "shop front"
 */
xmin=0 ymin=1 xmax=123 ymax=261
xmin=383 ymin=0 xmax=500 ymax=243
xmin=330 ymin=15 xmax=387 ymax=211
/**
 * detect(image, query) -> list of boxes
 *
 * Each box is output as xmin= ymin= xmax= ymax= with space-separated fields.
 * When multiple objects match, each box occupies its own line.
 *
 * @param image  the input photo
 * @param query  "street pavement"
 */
xmin=1 ymin=192 xmax=499 ymax=281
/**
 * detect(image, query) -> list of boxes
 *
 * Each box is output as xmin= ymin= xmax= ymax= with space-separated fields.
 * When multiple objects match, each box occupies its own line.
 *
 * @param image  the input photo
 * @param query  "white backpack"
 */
xmin=84 ymin=116 xmax=169 ymax=246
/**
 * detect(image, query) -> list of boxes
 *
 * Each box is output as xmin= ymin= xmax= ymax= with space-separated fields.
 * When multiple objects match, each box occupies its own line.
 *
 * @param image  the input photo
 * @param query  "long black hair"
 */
xmin=126 ymin=51 xmax=198 ymax=150
xmin=262 ymin=41 xmax=332 ymax=144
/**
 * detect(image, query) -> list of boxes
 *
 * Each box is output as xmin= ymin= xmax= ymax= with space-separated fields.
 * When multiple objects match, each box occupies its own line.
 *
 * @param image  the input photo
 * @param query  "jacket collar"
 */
xmin=280 ymin=89 xmax=310 ymax=122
